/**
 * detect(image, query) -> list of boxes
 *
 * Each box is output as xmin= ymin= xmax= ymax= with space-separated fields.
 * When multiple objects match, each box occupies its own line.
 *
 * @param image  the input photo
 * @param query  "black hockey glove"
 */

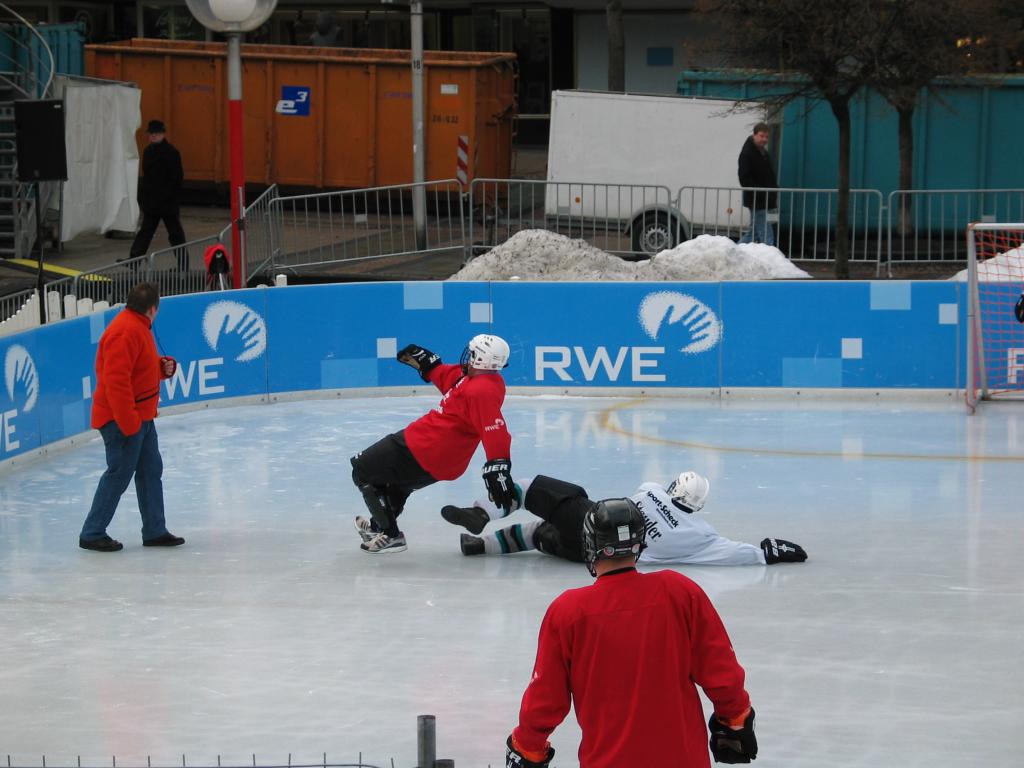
xmin=760 ymin=537 xmax=807 ymax=564
xmin=483 ymin=458 xmax=515 ymax=514
xmin=709 ymin=708 xmax=757 ymax=764
xmin=506 ymin=735 xmax=554 ymax=768
xmin=397 ymin=344 xmax=442 ymax=382
xmin=1015 ymin=293 xmax=1024 ymax=323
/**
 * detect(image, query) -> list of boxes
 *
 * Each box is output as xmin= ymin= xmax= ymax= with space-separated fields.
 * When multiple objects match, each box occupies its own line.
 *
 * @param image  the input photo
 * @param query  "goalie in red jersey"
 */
xmin=350 ymin=334 xmax=517 ymax=554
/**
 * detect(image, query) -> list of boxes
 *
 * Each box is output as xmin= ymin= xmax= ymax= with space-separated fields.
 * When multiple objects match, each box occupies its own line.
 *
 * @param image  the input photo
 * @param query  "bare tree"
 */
xmin=607 ymin=0 xmax=625 ymax=92
xmin=706 ymin=0 xmax=881 ymax=278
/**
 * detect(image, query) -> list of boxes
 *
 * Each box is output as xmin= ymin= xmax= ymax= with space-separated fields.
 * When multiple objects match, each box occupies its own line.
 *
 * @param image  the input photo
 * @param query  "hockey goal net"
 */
xmin=966 ymin=223 xmax=1024 ymax=411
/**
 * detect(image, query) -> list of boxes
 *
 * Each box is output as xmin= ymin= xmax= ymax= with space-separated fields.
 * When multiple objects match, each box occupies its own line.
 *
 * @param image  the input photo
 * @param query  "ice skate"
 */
xmin=441 ymin=504 xmax=490 ymax=535
xmin=460 ymin=533 xmax=486 ymax=556
xmin=360 ymin=531 xmax=407 ymax=554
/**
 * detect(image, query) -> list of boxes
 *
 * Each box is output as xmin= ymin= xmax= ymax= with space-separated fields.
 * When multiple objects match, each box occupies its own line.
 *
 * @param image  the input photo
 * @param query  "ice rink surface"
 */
xmin=2 ymin=394 xmax=1023 ymax=767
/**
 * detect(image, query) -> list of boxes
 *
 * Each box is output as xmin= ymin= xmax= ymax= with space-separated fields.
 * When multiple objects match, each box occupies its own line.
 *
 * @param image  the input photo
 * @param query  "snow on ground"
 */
xmin=450 ymin=230 xmax=811 ymax=281
xmin=949 ymin=247 xmax=1024 ymax=281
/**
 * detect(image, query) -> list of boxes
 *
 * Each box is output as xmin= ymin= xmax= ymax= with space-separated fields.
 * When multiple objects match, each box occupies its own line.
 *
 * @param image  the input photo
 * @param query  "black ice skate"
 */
xmin=441 ymin=505 xmax=490 ymax=535
xmin=460 ymin=533 xmax=486 ymax=556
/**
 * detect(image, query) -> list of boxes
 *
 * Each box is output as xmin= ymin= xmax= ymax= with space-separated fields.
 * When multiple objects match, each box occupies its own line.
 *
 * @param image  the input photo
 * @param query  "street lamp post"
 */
xmin=185 ymin=0 xmax=277 ymax=289
xmin=409 ymin=0 xmax=427 ymax=250
xmin=383 ymin=0 xmax=427 ymax=250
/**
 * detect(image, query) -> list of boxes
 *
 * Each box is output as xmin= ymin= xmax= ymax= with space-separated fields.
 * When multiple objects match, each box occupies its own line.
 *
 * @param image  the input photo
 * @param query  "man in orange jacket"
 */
xmin=79 ymin=282 xmax=184 ymax=552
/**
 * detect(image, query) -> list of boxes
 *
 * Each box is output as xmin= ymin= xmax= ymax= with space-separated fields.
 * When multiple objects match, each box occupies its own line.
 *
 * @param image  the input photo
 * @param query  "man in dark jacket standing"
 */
xmin=737 ymin=122 xmax=778 ymax=247
xmin=130 ymin=119 xmax=188 ymax=269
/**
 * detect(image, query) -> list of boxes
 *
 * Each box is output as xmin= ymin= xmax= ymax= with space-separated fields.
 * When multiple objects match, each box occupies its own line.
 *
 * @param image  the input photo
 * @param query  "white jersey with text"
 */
xmin=631 ymin=482 xmax=765 ymax=566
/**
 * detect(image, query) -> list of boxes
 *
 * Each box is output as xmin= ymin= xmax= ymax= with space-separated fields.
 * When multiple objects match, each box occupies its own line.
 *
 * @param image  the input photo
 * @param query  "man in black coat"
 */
xmin=130 ymin=119 xmax=188 ymax=269
xmin=737 ymin=121 xmax=778 ymax=246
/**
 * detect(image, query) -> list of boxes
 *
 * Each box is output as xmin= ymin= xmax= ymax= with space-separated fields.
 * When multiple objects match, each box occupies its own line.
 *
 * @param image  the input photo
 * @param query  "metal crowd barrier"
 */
xmin=147 ymin=229 xmax=230 ymax=295
xmin=884 ymin=189 xmax=1024 ymax=275
xmin=7 ymin=181 xmax=1024 ymax=333
xmin=243 ymin=183 xmax=281 ymax=279
xmin=37 ymin=229 xmax=232 ymax=320
xmin=468 ymin=178 xmax=675 ymax=259
xmin=256 ymin=180 xmax=465 ymax=276
xmin=0 ymin=286 xmax=36 ymax=326
xmin=678 ymin=186 xmax=885 ymax=264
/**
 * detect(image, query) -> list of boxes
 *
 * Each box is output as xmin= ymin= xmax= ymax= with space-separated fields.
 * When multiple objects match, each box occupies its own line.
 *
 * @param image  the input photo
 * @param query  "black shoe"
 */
xmin=143 ymin=532 xmax=185 ymax=547
xmin=79 ymin=535 xmax=124 ymax=552
xmin=441 ymin=505 xmax=490 ymax=535
xmin=460 ymin=533 xmax=486 ymax=556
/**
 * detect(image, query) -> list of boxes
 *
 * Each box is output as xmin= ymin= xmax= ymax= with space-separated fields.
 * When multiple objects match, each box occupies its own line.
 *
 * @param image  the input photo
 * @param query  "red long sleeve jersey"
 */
xmin=403 ymin=364 xmax=511 ymax=481
xmin=513 ymin=569 xmax=751 ymax=768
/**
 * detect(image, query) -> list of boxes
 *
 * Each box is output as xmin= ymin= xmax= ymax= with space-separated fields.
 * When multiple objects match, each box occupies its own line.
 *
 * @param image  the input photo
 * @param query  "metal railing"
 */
xmin=678 ymin=186 xmax=885 ymax=263
xmin=884 ymin=189 xmax=1024 ymax=274
xmin=468 ymin=178 xmax=675 ymax=259
xmin=243 ymin=183 xmax=280 ymax=279
xmin=0 ymin=715 xmax=462 ymax=768
xmin=0 ymin=7 xmax=58 ymax=262
xmin=0 ymin=284 xmax=35 ymax=326
xmin=0 ymin=9 xmax=55 ymax=100
xmin=7 ymin=180 xmax=1024 ymax=331
xmin=39 ymin=229 xmax=231 ymax=314
xmin=41 ymin=256 xmax=150 ymax=311
xmin=257 ymin=180 xmax=465 ymax=277
xmin=1 ymin=761 xmax=394 ymax=768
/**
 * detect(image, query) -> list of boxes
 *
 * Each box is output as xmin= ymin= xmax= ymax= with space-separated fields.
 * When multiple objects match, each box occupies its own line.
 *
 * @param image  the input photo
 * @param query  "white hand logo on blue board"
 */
xmin=202 ymin=301 xmax=267 ymax=363
xmin=4 ymin=344 xmax=38 ymax=413
xmin=638 ymin=291 xmax=722 ymax=355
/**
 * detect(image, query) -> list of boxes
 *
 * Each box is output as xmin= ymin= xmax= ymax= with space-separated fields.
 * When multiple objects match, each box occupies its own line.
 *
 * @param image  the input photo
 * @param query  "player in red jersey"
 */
xmin=350 ymin=334 xmax=517 ymax=553
xmin=506 ymin=498 xmax=758 ymax=768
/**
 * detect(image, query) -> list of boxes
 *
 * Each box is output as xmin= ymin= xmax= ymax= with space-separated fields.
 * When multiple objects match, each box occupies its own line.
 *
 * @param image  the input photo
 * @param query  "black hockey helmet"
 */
xmin=582 ymin=497 xmax=647 ymax=576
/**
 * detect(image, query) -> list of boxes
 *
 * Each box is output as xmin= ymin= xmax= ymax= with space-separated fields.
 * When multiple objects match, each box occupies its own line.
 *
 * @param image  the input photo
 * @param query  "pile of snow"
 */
xmin=949 ymin=247 xmax=1024 ymax=281
xmin=645 ymin=235 xmax=811 ymax=281
xmin=450 ymin=230 xmax=810 ymax=281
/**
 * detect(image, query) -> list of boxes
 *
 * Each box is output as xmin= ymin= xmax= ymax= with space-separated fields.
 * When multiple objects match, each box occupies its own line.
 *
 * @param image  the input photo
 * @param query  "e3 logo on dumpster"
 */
xmin=2 ymin=344 xmax=39 ymax=453
xmin=276 ymin=86 xmax=311 ymax=116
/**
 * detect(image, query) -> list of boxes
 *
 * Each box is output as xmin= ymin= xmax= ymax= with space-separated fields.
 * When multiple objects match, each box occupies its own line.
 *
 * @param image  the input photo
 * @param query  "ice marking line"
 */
xmin=596 ymin=398 xmax=1024 ymax=463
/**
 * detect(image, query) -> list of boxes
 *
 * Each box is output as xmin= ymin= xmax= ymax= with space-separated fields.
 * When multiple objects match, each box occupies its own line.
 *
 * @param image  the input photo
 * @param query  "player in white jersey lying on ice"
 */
xmin=441 ymin=472 xmax=807 ymax=566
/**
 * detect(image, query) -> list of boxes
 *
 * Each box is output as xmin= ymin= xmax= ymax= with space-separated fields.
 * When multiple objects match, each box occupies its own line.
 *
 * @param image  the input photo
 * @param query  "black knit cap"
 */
xmin=146 ymin=119 xmax=166 ymax=134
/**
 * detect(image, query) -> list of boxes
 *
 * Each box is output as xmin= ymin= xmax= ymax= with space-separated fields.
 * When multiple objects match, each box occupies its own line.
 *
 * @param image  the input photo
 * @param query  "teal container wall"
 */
xmin=32 ymin=22 xmax=86 ymax=77
xmin=677 ymin=70 xmax=1024 ymax=198
xmin=0 ymin=22 xmax=85 ymax=95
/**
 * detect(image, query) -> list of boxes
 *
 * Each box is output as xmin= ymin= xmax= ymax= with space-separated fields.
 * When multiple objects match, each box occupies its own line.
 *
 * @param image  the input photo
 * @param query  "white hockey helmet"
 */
xmin=461 ymin=334 xmax=510 ymax=371
xmin=667 ymin=471 xmax=710 ymax=514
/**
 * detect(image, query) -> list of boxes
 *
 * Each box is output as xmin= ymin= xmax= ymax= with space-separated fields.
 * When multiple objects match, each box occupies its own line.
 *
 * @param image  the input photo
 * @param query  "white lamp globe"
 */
xmin=185 ymin=0 xmax=276 ymax=32
xmin=210 ymin=0 xmax=258 ymax=23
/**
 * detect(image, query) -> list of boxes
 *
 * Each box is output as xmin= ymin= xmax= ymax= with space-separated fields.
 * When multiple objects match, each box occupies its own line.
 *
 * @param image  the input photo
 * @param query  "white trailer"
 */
xmin=545 ymin=90 xmax=768 ymax=255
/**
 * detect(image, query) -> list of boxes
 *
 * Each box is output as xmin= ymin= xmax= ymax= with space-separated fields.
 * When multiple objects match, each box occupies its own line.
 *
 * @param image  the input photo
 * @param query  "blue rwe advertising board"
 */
xmin=0 ymin=280 xmax=964 ymax=464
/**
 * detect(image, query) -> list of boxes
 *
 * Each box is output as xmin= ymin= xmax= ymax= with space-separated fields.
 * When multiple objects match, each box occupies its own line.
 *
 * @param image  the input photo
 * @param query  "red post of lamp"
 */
xmin=226 ymin=31 xmax=245 ymax=288
xmin=185 ymin=0 xmax=277 ymax=289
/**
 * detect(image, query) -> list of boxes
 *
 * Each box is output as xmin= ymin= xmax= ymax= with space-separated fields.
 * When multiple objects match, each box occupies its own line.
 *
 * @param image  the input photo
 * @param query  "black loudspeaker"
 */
xmin=14 ymin=99 xmax=68 ymax=182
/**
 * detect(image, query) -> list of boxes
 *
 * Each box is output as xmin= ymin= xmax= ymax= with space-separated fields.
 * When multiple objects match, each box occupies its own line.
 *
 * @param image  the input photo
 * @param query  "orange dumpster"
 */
xmin=85 ymin=39 xmax=517 ymax=190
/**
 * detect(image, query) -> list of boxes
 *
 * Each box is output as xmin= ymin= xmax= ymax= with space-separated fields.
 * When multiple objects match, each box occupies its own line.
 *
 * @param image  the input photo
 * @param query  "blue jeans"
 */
xmin=81 ymin=420 xmax=168 ymax=541
xmin=740 ymin=209 xmax=776 ymax=246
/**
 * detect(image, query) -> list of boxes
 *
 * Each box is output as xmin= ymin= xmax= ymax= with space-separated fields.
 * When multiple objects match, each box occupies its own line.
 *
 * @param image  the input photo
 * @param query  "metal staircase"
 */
xmin=0 ymin=4 xmax=54 ymax=260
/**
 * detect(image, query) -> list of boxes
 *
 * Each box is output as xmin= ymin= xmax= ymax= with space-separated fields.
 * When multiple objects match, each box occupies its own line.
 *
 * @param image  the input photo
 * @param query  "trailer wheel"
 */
xmin=631 ymin=211 xmax=679 ymax=256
